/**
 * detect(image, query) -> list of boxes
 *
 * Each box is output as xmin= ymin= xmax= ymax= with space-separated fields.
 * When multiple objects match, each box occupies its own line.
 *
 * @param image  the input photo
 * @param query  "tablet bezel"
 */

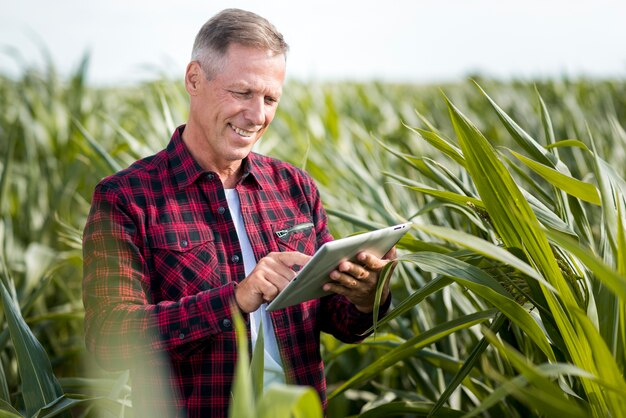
xmin=266 ymin=222 xmax=411 ymax=311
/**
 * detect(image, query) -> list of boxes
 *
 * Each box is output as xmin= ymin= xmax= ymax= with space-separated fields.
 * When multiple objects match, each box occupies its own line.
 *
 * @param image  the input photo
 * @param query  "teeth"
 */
xmin=231 ymin=124 xmax=254 ymax=137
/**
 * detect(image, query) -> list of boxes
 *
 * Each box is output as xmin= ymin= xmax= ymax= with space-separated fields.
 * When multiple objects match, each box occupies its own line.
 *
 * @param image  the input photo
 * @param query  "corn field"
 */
xmin=1 ymin=53 xmax=626 ymax=417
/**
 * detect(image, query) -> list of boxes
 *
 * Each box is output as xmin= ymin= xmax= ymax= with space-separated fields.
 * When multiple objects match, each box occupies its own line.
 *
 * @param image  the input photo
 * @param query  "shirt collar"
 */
xmin=167 ymin=125 xmax=205 ymax=190
xmin=167 ymin=125 xmax=263 ymax=190
xmin=240 ymin=153 xmax=264 ymax=189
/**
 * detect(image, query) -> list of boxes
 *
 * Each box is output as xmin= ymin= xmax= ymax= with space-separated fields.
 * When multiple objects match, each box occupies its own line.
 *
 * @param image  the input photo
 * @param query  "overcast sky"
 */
xmin=1 ymin=0 xmax=625 ymax=85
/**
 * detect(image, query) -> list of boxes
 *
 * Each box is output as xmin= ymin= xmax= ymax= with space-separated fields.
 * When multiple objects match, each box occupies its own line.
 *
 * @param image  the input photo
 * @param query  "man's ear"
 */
xmin=185 ymin=61 xmax=203 ymax=95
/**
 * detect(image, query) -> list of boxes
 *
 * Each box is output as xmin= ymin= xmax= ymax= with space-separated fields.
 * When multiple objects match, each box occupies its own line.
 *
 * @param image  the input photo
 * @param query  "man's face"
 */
xmin=186 ymin=43 xmax=286 ymax=170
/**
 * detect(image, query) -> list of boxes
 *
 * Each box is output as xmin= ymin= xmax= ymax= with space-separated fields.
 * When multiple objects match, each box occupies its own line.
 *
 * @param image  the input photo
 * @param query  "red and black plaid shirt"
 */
xmin=82 ymin=126 xmax=389 ymax=417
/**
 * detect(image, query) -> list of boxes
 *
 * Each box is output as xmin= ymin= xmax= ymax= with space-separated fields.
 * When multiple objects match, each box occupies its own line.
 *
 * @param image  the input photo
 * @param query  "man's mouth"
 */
xmin=230 ymin=124 xmax=255 ymax=138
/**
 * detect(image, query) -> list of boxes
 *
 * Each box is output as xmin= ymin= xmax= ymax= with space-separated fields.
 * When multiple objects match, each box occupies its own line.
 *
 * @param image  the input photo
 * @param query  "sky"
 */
xmin=1 ymin=0 xmax=625 ymax=85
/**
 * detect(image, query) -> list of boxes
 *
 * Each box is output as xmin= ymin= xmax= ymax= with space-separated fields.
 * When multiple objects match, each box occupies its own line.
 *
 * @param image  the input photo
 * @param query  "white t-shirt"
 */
xmin=224 ymin=188 xmax=285 ymax=386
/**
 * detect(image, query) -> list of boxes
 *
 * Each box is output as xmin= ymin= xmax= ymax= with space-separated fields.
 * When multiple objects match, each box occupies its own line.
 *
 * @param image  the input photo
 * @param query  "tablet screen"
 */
xmin=266 ymin=222 xmax=411 ymax=311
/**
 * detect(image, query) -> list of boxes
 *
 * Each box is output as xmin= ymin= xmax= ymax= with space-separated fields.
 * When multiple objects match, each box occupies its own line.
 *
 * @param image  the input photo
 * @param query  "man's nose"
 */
xmin=244 ymin=97 xmax=265 ymax=126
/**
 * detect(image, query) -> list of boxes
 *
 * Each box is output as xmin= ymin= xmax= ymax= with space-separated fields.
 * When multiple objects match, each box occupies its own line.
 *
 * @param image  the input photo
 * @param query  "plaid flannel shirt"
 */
xmin=82 ymin=126 xmax=390 ymax=417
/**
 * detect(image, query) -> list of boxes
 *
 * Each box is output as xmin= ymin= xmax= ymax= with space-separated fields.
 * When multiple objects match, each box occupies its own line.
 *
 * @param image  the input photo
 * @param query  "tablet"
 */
xmin=266 ymin=222 xmax=412 ymax=311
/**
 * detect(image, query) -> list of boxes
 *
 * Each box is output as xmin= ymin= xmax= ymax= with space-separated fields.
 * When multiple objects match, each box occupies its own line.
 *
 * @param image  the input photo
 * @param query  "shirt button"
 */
xmin=231 ymin=254 xmax=240 ymax=263
xmin=217 ymin=206 xmax=226 ymax=215
xmin=180 ymin=240 xmax=188 ymax=248
xmin=222 ymin=319 xmax=232 ymax=329
xmin=179 ymin=333 xmax=185 ymax=339
xmin=206 ymin=173 xmax=215 ymax=180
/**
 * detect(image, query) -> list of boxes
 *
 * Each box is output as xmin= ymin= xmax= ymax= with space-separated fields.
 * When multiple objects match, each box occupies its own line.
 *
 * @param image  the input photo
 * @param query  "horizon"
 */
xmin=1 ymin=0 xmax=625 ymax=86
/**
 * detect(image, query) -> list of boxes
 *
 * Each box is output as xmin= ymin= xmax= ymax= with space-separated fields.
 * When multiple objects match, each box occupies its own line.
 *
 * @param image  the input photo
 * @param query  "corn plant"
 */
xmin=314 ymin=84 xmax=626 ymax=417
xmin=229 ymin=307 xmax=323 ymax=418
xmin=2 ymin=49 xmax=626 ymax=416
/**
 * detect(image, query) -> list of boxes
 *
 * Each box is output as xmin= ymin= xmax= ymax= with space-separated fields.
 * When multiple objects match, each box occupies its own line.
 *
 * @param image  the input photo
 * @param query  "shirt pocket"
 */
xmin=273 ymin=217 xmax=317 ymax=256
xmin=146 ymin=225 xmax=220 ymax=302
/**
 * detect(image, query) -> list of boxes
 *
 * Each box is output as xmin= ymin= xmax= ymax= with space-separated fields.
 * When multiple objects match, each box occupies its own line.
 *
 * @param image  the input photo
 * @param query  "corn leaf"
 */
xmin=510 ymin=150 xmax=601 ymax=205
xmin=405 ymin=124 xmax=466 ymax=167
xmin=362 ymin=275 xmax=454 ymax=335
xmin=429 ymin=314 xmax=508 ymax=417
xmin=330 ymin=309 xmax=497 ymax=399
xmin=414 ymin=224 xmax=553 ymax=291
xmin=0 ymin=125 xmax=16 ymax=214
xmin=257 ymin=385 xmax=322 ymax=418
xmin=403 ymin=252 xmax=555 ymax=359
xmin=360 ymin=400 xmax=464 ymax=418
xmin=545 ymin=139 xmax=591 ymax=152
xmin=251 ymin=319 xmax=265 ymax=400
xmin=473 ymin=81 xmax=568 ymax=173
xmin=0 ymin=281 xmax=64 ymax=418
xmin=469 ymin=328 xmax=589 ymax=418
xmin=73 ymin=118 xmax=122 ymax=174
xmin=229 ymin=307 xmax=255 ymax=418
xmin=446 ymin=95 xmax=624 ymax=415
xmin=546 ymin=230 xmax=626 ymax=301
xmin=0 ymin=399 xmax=21 ymax=418
xmin=0 ymin=361 xmax=10 ymax=406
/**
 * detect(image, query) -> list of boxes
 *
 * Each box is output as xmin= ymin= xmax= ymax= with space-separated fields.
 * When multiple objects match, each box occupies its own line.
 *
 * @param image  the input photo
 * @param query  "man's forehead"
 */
xmin=226 ymin=78 xmax=283 ymax=96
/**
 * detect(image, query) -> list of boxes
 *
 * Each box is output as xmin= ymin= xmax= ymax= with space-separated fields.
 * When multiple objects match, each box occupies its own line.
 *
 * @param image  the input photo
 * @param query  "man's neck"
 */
xmin=181 ymin=124 xmax=243 ymax=188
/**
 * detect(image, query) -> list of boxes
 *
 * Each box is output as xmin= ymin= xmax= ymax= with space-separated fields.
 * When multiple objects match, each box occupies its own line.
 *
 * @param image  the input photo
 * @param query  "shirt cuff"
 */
xmin=347 ymin=292 xmax=392 ymax=321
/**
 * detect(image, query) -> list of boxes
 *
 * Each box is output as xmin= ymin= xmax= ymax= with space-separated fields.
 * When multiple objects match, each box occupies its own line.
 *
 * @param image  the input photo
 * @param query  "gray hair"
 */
xmin=191 ymin=8 xmax=289 ymax=79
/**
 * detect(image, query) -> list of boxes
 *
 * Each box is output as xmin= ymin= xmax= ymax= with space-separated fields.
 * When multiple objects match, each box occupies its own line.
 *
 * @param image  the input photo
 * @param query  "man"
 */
xmin=83 ymin=8 xmax=393 ymax=417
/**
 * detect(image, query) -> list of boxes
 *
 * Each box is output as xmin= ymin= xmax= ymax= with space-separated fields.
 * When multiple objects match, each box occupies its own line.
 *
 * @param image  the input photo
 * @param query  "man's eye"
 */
xmin=232 ymin=91 xmax=251 ymax=99
xmin=265 ymin=96 xmax=278 ymax=105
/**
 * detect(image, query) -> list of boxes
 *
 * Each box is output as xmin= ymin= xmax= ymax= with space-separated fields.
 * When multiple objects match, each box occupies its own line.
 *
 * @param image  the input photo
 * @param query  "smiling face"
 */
xmin=183 ymin=43 xmax=286 ymax=183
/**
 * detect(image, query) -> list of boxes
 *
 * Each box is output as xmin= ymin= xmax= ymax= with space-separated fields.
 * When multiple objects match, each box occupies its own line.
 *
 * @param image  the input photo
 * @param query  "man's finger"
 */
xmin=275 ymin=251 xmax=312 ymax=268
xmin=356 ymin=251 xmax=388 ymax=270
xmin=337 ymin=261 xmax=370 ymax=279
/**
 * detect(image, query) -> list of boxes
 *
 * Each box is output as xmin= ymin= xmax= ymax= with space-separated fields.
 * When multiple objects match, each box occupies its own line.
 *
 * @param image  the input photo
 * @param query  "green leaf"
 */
xmin=592 ymin=152 xmax=626 ymax=257
xmin=0 ymin=124 xmax=16 ymax=215
xmin=403 ymin=252 xmax=555 ymax=360
xmin=546 ymin=230 xmax=626 ymax=301
xmin=536 ymin=88 xmax=556 ymax=147
xmin=519 ymin=188 xmax=577 ymax=238
xmin=0 ymin=281 xmax=63 ymax=418
xmin=545 ymin=139 xmax=591 ymax=152
xmin=429 ymin=314 xmax=508 ymax=417
xmin=257 ymin=385 xmax=322 ymax=418
xmin=325 ymin=208 xmax=386 ymax=231
xmin=0 ymin=360 xmax=10 ymax=406
xmin=57 ymin=376 xmax=130 ymax=399
xmin=229 ymin=307 xmax=255 ymax=418
xmin=107 ymin=370 xmax=130 ymax=401
xmin=390 ymin=179 xmax=483 ymax=208
xmin=473 ymin=81 xmax=566 ymax=173
xmin=472 ymin=328 xmax=590 ymax=418
xmin=405 ymin=124 xmax=466 ymax=167
xmin=330 ymin=309 xmax=497 ymax=399
xmin=446 ymin=94 xmax=625 ymax=415
xmin=73 ymin=118 xmax=122 ymax=174
xmin=251 ymin=318 xmax=265 ymax=400
xmin=0 ymin=398 xmax=21 ymax=418
xmin=35 ymin=395 xmax=94 ymax=417
xmin=414 ymin=224 xmax=555 ymax=292
xmin=510 ymin=150 xmax=601 ymax=205
xmin=395 ymin=233 xmax=451 ymax=254
xmin=35 ymin=395 xmax=131 ymax=418
xmin=371 ymin=261 xmax=396 ymax=335
xmin=359 ymin=400 xmax=464 ymax=418
xmin=361 ymin=275 xmax=454 ymax=335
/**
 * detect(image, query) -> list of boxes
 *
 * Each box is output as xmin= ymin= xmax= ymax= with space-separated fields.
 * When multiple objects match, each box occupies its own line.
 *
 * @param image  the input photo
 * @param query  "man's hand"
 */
xmin=234 ymin=251 xmax=311 ymax=313
xmin=322 ymin=247 xmax=396 ymax=313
